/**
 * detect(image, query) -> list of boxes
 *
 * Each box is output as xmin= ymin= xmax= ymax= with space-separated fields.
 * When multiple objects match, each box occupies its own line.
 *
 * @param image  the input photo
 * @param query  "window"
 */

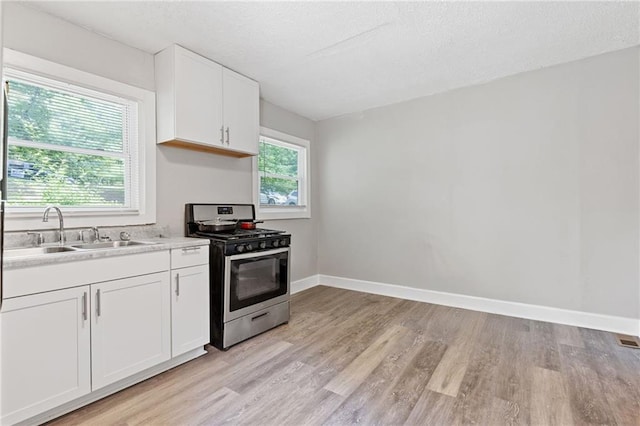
xmin=3 ymin=49 xmax=156 ymax=231
xmin=253 ymin=127 xmax=310 ymax=220
xmin=6 ymin=71 xmax=136 ymax=209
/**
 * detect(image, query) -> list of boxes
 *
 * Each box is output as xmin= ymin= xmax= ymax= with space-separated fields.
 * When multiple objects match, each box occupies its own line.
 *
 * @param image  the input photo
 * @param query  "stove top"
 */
xmin=185 ymin=203 xmax=291 ymax=255
xmin=195 ymin=228 xmax=286 ymax=241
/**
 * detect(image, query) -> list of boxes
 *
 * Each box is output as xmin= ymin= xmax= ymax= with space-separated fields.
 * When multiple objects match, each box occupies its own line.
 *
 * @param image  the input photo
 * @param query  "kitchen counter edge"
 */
xmin=3 ymin=237 xmax=209 ymax=270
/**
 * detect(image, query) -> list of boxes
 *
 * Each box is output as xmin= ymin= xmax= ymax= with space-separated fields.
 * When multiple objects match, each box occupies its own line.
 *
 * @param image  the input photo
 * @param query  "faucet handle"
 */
xmin=80 ymin=228 xmax=98 ymax=244
xmin=27 ymin=232 xmax=44 ymax=246
xmin=90 ymin=226 xmax=100 ymax=242
xmin=119 ymin=231 xmax=131 ymax=241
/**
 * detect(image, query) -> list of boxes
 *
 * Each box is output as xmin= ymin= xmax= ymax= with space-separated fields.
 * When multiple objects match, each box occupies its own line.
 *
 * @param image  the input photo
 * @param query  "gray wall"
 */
xmin=3 ymin=3 xmax=318 ymax=281
xmin=316 ymin=47 xmax=640 ymax=319
xmin=5 ymin=3 xmax=639 ymax=318
xmin=3 ymin=3 xmax=154 ymax=91
xmin=155 ymin=100 xmax=319 ymax=281
xmin=259 ymin=102 xmax=319 ymax=283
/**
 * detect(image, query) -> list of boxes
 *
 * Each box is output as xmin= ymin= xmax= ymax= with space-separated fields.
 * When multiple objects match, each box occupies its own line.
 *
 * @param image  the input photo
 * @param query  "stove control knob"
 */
xmin=245 ymin=244 xmax=253 ymax=252
xmin=272 ymin=240 xmax=280 ymax=247
xmin=236 ymin=245 xmax=245 ymax=253
xmin=259 ymin=241 xmax=267 ymax=249
xmin=280 ymin=240 xmax=288 ymax=247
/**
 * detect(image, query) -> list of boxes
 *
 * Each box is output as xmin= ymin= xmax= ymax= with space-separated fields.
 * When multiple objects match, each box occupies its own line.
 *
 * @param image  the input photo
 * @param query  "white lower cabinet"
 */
xmin=0 ymin=286 xmax=91 ymax=425
xmin=1 ymin=245 xmax=208 ymax=425
xmin=171 ymin=264 xmax=210 ymax=356
xmin=91 ymin=272 xmax=171 ymax=390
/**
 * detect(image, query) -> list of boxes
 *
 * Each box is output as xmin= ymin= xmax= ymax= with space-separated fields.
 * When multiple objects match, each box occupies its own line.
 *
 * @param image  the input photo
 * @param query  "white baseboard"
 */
xmin=315 ymin=274 xmax=639 ymax=336
xmin=291 ymin=274 xmax=320 ymax=294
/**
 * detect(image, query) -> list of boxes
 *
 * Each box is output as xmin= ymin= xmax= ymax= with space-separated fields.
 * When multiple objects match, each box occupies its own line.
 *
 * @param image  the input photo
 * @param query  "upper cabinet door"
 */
xmin=155 ymin=45 xmax=224 ymax=149
xmin=222 ymin=68 xmax=260 ymax=156
xmin=174 ymin=48 xmax=223 ymax=146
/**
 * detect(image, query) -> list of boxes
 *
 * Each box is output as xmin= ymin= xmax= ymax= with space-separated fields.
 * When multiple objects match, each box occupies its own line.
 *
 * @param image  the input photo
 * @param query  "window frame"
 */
xmin=2 ymin=48 xmax=156 ymax=231
xmin=253 ymin=127 xmax=311 ymax=220
xmin=5 ymin=69 xmax=138 ymax=211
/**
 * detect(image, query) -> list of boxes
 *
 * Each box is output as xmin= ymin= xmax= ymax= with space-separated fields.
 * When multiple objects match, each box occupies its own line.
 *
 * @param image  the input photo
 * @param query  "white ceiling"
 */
xmin=22 ymin=1 xmax=640 ymax=121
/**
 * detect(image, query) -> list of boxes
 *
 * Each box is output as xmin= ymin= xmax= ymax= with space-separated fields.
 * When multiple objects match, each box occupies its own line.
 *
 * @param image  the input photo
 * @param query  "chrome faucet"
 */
xmin=42 ymin=206 xmax=65 ymax=246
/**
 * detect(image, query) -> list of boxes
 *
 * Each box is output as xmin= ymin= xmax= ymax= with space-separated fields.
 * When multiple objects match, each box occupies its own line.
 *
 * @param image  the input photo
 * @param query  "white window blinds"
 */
xmin=5 ymin=69 xmax=138 ymax=210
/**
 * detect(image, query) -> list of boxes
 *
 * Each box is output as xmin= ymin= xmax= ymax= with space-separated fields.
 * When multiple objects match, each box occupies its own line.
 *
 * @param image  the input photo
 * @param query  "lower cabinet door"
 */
xmin=171 ymin=265 xmax=210 ymax=356
xmin=91 ymin=272 xmax=171 ymax=390
xmin=0 ymin=286 xmax=91 ymax=425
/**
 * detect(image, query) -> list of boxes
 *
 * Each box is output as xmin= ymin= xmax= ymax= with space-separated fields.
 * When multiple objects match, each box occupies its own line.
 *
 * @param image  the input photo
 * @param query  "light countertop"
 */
xmin=3 ymin=237 xmax=209 ymax=270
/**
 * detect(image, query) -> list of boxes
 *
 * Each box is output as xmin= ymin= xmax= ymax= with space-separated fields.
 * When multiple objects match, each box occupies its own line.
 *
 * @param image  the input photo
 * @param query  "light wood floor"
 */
xmin=51 ymin=285 xmax=640 ymax=425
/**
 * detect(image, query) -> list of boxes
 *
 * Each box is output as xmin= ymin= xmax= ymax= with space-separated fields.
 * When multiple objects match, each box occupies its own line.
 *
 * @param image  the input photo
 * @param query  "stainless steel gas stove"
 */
xmin=185 ymin=203 xmax=290 ymax=350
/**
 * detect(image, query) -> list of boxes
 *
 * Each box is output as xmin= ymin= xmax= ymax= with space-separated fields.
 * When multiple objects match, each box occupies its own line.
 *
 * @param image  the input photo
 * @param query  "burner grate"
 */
xmin=195 ymin=228 xmax=285 ymax=240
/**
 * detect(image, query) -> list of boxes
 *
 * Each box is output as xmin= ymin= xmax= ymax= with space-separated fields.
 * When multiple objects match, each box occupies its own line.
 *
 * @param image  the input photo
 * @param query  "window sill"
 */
xmin=4 ymin=208 xmax=155 ymax=232
xmin=256 ymin=205 xmax=311 ymax=221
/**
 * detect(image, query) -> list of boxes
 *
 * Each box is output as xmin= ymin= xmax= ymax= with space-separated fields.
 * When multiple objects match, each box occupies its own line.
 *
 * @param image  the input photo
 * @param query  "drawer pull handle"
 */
xmin=251 ymin=312 xmax=269 ymax=321
xmin=181 ymin=247 xmax=202 ymax=253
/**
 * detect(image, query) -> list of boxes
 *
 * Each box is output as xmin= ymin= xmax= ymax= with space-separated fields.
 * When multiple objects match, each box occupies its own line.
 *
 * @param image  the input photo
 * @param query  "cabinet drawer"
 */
xmin=4 ymin=250 xmax=170 ymax=299
xmin=171 ymin=245 xmax=209 ymax=269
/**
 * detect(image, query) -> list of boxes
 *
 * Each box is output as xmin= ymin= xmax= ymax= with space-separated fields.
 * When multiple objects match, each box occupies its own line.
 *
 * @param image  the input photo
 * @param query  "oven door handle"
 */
xmin=227 ymin=247 xmax=289 ymax=261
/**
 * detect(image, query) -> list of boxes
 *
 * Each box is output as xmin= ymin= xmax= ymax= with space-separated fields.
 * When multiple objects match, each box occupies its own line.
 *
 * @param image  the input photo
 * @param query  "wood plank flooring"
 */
xmin=50 ymin=286 xmax=640 ymax=425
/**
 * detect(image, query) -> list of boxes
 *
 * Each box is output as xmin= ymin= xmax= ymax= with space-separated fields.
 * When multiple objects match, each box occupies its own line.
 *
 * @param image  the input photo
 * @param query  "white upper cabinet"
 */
xmin=222 ymin=67 xmax=260 ymax=156
xmin=155 ymin=44 xmax=259 ymax=157
xmin=174 ymin=47 xmax=223 ymax=147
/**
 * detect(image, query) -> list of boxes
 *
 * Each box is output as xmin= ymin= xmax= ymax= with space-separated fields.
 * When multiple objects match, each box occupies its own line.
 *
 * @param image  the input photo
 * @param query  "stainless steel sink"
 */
xmin=4 ymin=240 xmax=158 ymax=257
xmin=4 ymin=246 xmax=78 ymax=258
xmin=70 ymin=240 xmax=157 ymax=250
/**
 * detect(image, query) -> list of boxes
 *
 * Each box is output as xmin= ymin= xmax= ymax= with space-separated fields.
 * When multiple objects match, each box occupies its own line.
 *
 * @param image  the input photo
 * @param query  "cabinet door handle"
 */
xmin=225 ymin=127 xmax=230 ymax=144
xmin=220 ymin=126 xmax=224 ymax=144
xmin=82 ymin=292 xmax=88 ymax=321
xmin=96 ymin=289 xmax=101 ymax=317
xmin=175 ymin=273 xmax=180 ymax=296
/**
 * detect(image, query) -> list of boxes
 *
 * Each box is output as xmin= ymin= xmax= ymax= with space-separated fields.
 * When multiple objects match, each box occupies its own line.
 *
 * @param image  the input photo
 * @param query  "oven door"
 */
xmin=223 ymin=247 xmax=290 ymax=322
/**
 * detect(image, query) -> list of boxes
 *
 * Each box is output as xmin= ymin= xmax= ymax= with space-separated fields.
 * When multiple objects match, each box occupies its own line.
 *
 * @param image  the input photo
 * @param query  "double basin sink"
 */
xmin=4 ymin=240 xmax=157 ymax=258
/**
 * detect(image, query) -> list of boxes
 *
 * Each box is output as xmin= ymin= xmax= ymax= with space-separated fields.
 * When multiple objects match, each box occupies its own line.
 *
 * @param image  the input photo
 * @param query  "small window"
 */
xmin=5 ymin=72 xmax=137 ymax=210
xmin=254 ymin=127 xmax=310 ymax=220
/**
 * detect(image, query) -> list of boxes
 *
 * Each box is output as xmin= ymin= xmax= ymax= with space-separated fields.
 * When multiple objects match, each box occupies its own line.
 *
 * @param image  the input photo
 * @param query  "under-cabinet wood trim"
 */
xmin=159 ymin=139 xmax=253 ymax=158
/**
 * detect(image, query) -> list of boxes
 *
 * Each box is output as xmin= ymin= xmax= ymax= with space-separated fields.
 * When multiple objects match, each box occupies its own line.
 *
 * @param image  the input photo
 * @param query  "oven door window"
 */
xmin=229 ymin=251 xmax=288 ymax=312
